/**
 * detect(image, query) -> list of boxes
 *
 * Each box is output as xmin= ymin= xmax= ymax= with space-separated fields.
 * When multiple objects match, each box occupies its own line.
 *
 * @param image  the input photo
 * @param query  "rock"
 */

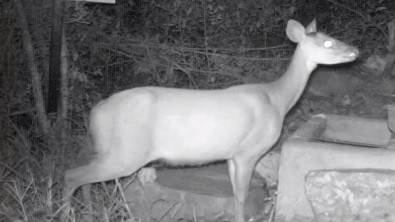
xmin=364 ymin=55 xmax=387 ymax=75
xmin=308 ymin=70 xmax=348 ymax=97
xmin=307 ymin=69 xmax=363 ymax=98
xmin=137 ymin=167 xmax=157 ymax=185
xmin=364 ymin=54 xmax=395 ymax=76
xmin=305 ymin=169 xmax=395 ymax=222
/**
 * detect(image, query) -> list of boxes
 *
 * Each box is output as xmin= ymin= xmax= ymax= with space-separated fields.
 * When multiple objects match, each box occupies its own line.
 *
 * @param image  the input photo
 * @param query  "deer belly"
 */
xmin=151 ymin=115 xmax=250 ymax=163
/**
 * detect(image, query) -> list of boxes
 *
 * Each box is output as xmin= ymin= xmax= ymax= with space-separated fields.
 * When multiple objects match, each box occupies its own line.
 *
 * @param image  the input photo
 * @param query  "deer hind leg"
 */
xmin=64 ymin=123 xmax=155 ymax=195
xmin=81 ymin=183 xmax=93 ymax=222
xmin=65 ymin=153 xmax=150 ymax=196
xmin=62 ymin=139 xmax=153 ymax=222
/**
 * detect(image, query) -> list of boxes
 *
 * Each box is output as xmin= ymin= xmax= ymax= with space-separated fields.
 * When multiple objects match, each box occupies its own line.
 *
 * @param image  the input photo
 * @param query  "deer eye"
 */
xmin=324 ymin=40 xmax=333 ymax=48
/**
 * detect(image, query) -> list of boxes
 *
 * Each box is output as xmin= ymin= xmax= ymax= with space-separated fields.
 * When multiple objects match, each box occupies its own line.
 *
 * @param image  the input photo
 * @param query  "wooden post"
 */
xmin=47 ymin=0 xmax=65 ymax=113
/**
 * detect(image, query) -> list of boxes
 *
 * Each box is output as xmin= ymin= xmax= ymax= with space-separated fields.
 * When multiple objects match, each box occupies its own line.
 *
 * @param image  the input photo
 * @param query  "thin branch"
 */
xmin=58 ymin=27 xmax=69 ymax=156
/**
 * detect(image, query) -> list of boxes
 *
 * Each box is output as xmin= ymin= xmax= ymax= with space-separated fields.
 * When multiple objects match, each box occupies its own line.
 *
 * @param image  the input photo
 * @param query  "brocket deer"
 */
xmin=64 ymin=19 xmax=358 ymax=222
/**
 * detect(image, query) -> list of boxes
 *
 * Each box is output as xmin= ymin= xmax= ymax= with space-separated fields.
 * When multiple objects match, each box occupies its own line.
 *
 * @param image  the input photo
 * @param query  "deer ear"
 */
xmin=286 ymin=19 xmax=306 ymax=43
xmin=305 ymin=19 xmax=317 ymax=33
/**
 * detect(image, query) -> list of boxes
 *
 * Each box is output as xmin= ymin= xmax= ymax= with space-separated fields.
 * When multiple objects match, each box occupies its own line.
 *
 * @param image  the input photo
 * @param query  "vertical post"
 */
xmin=47 ymin=0 xmax=65 ymax=113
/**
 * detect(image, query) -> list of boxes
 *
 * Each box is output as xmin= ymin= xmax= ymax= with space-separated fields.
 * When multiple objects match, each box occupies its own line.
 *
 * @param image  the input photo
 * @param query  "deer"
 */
xmin=64 ymin=19 xmax=359 ymax=222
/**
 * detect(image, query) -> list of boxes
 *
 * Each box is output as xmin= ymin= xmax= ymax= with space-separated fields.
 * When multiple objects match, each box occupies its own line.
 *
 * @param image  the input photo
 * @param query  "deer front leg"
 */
xmin=228 ymin=157 xmax=257 ymax=222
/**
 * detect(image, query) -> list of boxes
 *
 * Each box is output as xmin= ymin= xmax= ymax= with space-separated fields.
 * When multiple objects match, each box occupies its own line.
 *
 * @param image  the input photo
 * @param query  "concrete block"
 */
xmin=275 ymin=114 xmax=395 ymax=222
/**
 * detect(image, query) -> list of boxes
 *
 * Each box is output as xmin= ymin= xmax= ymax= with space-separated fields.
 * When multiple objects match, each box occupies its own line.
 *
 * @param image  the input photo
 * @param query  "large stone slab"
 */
xmin=125 ymin=163 xmax=268 ymax=222
xmin=275 ymin=114 xmax=395 ymax=222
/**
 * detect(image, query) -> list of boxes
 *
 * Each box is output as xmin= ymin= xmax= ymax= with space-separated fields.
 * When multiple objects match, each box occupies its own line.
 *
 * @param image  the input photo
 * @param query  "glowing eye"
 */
xmin=324 ymin=40 xmax=332 ymax=48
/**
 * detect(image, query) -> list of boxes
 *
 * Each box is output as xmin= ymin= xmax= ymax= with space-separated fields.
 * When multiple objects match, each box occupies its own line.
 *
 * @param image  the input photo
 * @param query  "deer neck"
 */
xmin=269 ymin=46 xmax=317 ymax=116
